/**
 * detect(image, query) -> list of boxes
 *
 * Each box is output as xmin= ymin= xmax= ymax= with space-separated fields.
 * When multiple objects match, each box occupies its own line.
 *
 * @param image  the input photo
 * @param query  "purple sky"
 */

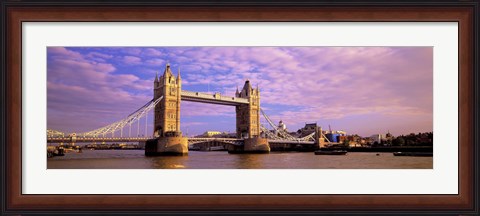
xmin=47 ymin=47 xmax=433 ymax=137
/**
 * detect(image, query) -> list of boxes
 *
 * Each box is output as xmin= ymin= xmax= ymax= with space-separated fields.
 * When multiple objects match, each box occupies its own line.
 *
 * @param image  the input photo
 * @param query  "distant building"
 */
xmin=212 ymin=132 xmax=237 ymax=138
xmin=385 ymin=131 xmax=393 ymax=139
xmin=363 ymin=137 xmax=373 ymax=145
xmin=297 ymin=123 xmax=317 ymax=137
xmin=323 ymin=126 xmax=347 ymax=143
xmin=198 ymin=131 xmax=221 ymax=138
xmin=384 ymin=131 xmax=394 ymax=145
xmin=277 ymin=120 xmax=287 ymax=131
xmin=195 ymin=131 xmax=237 ymax=138
xmin=345 ymin=135 xmax=362 ymax=147
xmin=370 ymin=134 xmax=383 ymax=144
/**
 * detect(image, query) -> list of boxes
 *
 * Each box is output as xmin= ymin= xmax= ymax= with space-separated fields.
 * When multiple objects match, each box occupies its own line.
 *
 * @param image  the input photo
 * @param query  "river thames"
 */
xmin=47 ymin=150 xmax=432 ymax=169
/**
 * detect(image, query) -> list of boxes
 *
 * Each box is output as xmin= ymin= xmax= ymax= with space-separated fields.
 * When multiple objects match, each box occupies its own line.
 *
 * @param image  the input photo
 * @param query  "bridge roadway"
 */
xmin=181 ymin=90 xmax=249 ymax=106
xmin=47 ymin=137 xmax=242 ymax=143
xmin=47 ymin=137 xmax=151 ymax=143
xmin=47 ymin=137 xmax=315 ymax=145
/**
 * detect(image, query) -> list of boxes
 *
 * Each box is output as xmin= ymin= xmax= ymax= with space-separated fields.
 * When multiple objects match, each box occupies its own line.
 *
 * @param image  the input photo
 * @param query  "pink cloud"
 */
xmin=144 ymin=48 xmax=163 ymax=57
xmin=123 ymin=56 xmax=142 ymax=65
xmin=47 ymin=48 xmax=153 ymax=133
xmin=87 ymin=52 xmax=113 ymax=60
xmin=48 ymin=47 xmax=83 ymax=59
xmin=145 ymin=59 xmax=165 ymax=66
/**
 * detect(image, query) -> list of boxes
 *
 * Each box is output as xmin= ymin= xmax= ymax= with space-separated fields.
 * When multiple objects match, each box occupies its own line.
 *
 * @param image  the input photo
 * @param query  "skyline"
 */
xmin=47 ymin=47 xmax=433 ymax=137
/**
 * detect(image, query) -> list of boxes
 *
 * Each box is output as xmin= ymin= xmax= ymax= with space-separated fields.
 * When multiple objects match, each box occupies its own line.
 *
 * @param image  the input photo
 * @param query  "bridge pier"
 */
xmin=314 ymin=126 xmax=325 ymax=150
xmin=228 ymin=137 xmax=270 ymax=154
xmin=145 ymin=135 xmax=188 ymax=156
xmin=244 ymin=137 xmax=270 ymax=152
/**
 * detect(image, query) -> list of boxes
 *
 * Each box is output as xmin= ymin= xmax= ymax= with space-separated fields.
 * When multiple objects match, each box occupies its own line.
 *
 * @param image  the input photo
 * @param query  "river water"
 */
xmin=47 ymin=150 xmax=432 ymax=169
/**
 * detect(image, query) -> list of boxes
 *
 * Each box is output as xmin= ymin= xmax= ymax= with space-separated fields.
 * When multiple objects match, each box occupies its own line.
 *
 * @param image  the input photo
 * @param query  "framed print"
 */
xmin=1 ymin=0 xmax=479 ymax=214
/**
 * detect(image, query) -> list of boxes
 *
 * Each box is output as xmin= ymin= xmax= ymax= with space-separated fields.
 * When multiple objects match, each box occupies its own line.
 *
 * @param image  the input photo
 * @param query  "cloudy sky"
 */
xmin=47 ymin=47 xmax=433 ymax=137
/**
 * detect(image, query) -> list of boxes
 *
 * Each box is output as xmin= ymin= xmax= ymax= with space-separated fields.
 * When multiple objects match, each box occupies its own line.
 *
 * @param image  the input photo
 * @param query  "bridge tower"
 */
xmin=233 ymin=80 xmax=270 ymax=153
xmin=146 ymin=63 xmax=188 ymax=156
xmin=236 ymin=80 xmax=260 ymax=138
xmin=153 ymin=63 xmax=181 ymax=137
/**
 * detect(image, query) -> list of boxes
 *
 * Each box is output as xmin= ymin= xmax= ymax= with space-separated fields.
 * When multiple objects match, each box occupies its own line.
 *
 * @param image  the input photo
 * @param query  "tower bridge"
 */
xmin=47 ymin=63 xmax=328 ymax=155
xmin=149 ymin=63 xmax=266 ymax=155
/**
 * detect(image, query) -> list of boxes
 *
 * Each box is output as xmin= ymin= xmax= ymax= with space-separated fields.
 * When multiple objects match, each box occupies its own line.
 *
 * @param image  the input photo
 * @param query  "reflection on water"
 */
xmin=47 ymin=150 xmax=433 ymax=169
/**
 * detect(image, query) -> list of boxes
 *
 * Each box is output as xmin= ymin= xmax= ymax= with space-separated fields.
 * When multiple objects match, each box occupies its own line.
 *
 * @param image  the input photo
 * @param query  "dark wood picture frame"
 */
xmin=1 ymin=0 xmax=478 ymax=214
